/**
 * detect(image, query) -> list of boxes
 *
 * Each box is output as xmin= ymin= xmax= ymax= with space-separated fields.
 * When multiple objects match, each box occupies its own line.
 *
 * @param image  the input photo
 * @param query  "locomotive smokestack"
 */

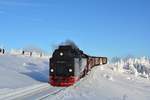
xmin=61 ymin=40 xmax=79 ymax=49
xmin=52 ymin=40 xmax=79 ymax=51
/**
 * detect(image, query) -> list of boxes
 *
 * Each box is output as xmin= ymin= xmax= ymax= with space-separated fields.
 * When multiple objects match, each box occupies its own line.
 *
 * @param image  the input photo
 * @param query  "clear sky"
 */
xmin=0 ymin=0 xmax=150 ymax=57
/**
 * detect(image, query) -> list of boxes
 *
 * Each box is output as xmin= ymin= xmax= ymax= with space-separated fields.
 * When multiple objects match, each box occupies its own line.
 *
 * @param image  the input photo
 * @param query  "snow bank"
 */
xmin=1 ymin=54 xmax=150 ymax=100
xmin=0 ymin=54 xmax=49 ymax=89
xmin=49 ymin=65 xmax=150 ymax=100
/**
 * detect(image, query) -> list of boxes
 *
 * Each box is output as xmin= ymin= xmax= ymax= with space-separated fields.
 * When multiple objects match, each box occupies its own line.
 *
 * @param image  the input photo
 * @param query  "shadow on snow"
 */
xmin=20 ymin=62 xmax=49 ymax=83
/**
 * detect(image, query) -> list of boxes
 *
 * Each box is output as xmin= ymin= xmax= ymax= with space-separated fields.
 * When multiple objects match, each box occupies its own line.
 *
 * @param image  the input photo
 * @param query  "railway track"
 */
xmin=37 ymin=87 xmax=67 ymax=100
xmin=0 ymin=83 xmax=66 ymax=100
xmin=0 ymin=75 xmax=85 ymax=100
xmin=38 ymin=77 xmax=86 ymax=100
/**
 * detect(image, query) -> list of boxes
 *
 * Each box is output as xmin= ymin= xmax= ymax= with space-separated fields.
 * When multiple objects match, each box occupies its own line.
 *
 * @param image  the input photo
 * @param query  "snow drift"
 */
xmin=0 ymin=54 xmax=150 ymax=100
xmin=0 ymin=54 xmax=49 ymax=89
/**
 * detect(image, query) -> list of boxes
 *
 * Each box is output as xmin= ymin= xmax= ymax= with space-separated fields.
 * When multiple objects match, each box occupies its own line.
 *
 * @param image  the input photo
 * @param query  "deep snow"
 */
xmin=50 ymin=65 xmax=150 ymax=100
xmin=48 ymin=57 xmax=150 ymax=100
xmin=0 ymin=54 xmax=49 ymax=89
xmin=0 ymin=54 xmax=150 ymax=100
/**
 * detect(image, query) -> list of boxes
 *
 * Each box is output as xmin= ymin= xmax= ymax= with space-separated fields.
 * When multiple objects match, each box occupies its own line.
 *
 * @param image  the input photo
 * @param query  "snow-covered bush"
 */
xmin=111 ymin=56 xmax=150 ymax=79
xmin=113 ymin=59 xmax=124 ymax=73
xmin=10 ymin=49 xmax=23 ymax=55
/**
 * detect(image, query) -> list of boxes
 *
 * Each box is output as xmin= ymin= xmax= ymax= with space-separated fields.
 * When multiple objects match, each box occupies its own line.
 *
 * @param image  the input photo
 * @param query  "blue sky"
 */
xmin=0 ymin=0 xmax=150 ymax=57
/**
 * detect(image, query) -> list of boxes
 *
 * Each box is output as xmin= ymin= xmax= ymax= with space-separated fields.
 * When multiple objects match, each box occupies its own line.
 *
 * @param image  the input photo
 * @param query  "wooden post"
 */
xmin=30 ymin=52 xmax=32 ymax=56
xmin=40 ymin=53 xmax=42 ymax=57
xmin=22 ymin=51 xmax=25 ymax=55
xmin=2 ymin=49 xmax=4 ymax=54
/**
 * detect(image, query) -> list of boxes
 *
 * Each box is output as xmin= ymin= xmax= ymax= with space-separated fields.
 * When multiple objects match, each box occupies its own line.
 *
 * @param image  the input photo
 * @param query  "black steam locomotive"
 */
xmin=49 ymin=45 xmax=107 ymax=86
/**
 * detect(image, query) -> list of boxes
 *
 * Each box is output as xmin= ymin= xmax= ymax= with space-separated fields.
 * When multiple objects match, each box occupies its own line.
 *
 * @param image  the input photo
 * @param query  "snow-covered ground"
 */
xmin=0 ymin=53 xmax=50 ymax=100
xmin=0 ymin=54 xmax=150 ymax=100
xmin=50 ymin=65 xmax=150 ymax=100
xmin=0 ymin=54 xmax=49 ymax=89
xmin=48 ymin=57 xmax=150 ymax=100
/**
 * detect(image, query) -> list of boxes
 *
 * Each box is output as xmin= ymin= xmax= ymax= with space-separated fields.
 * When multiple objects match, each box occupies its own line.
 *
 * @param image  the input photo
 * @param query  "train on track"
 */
xmin=49 ymin=45 xmax=107 ymax=87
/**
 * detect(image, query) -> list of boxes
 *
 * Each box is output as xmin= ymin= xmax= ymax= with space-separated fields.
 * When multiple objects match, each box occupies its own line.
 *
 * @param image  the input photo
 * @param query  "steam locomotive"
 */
xmin=49 ymin=45 xmax=107 ymax=86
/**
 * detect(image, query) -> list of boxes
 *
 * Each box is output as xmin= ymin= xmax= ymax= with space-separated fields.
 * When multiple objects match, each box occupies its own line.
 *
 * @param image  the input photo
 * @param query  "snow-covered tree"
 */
xmin=111 ymin=56 xmax=150 ymax=79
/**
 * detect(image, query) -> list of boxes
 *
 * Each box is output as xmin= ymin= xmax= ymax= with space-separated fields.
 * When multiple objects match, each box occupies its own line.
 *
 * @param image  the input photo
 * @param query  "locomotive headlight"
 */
xmin=50 ymin=69 xmax=54 ymax=72
xmin=69 ymin=69 xmax=73 ymax=72
xmin=60 ymin=52 xmax=63 ymax=56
